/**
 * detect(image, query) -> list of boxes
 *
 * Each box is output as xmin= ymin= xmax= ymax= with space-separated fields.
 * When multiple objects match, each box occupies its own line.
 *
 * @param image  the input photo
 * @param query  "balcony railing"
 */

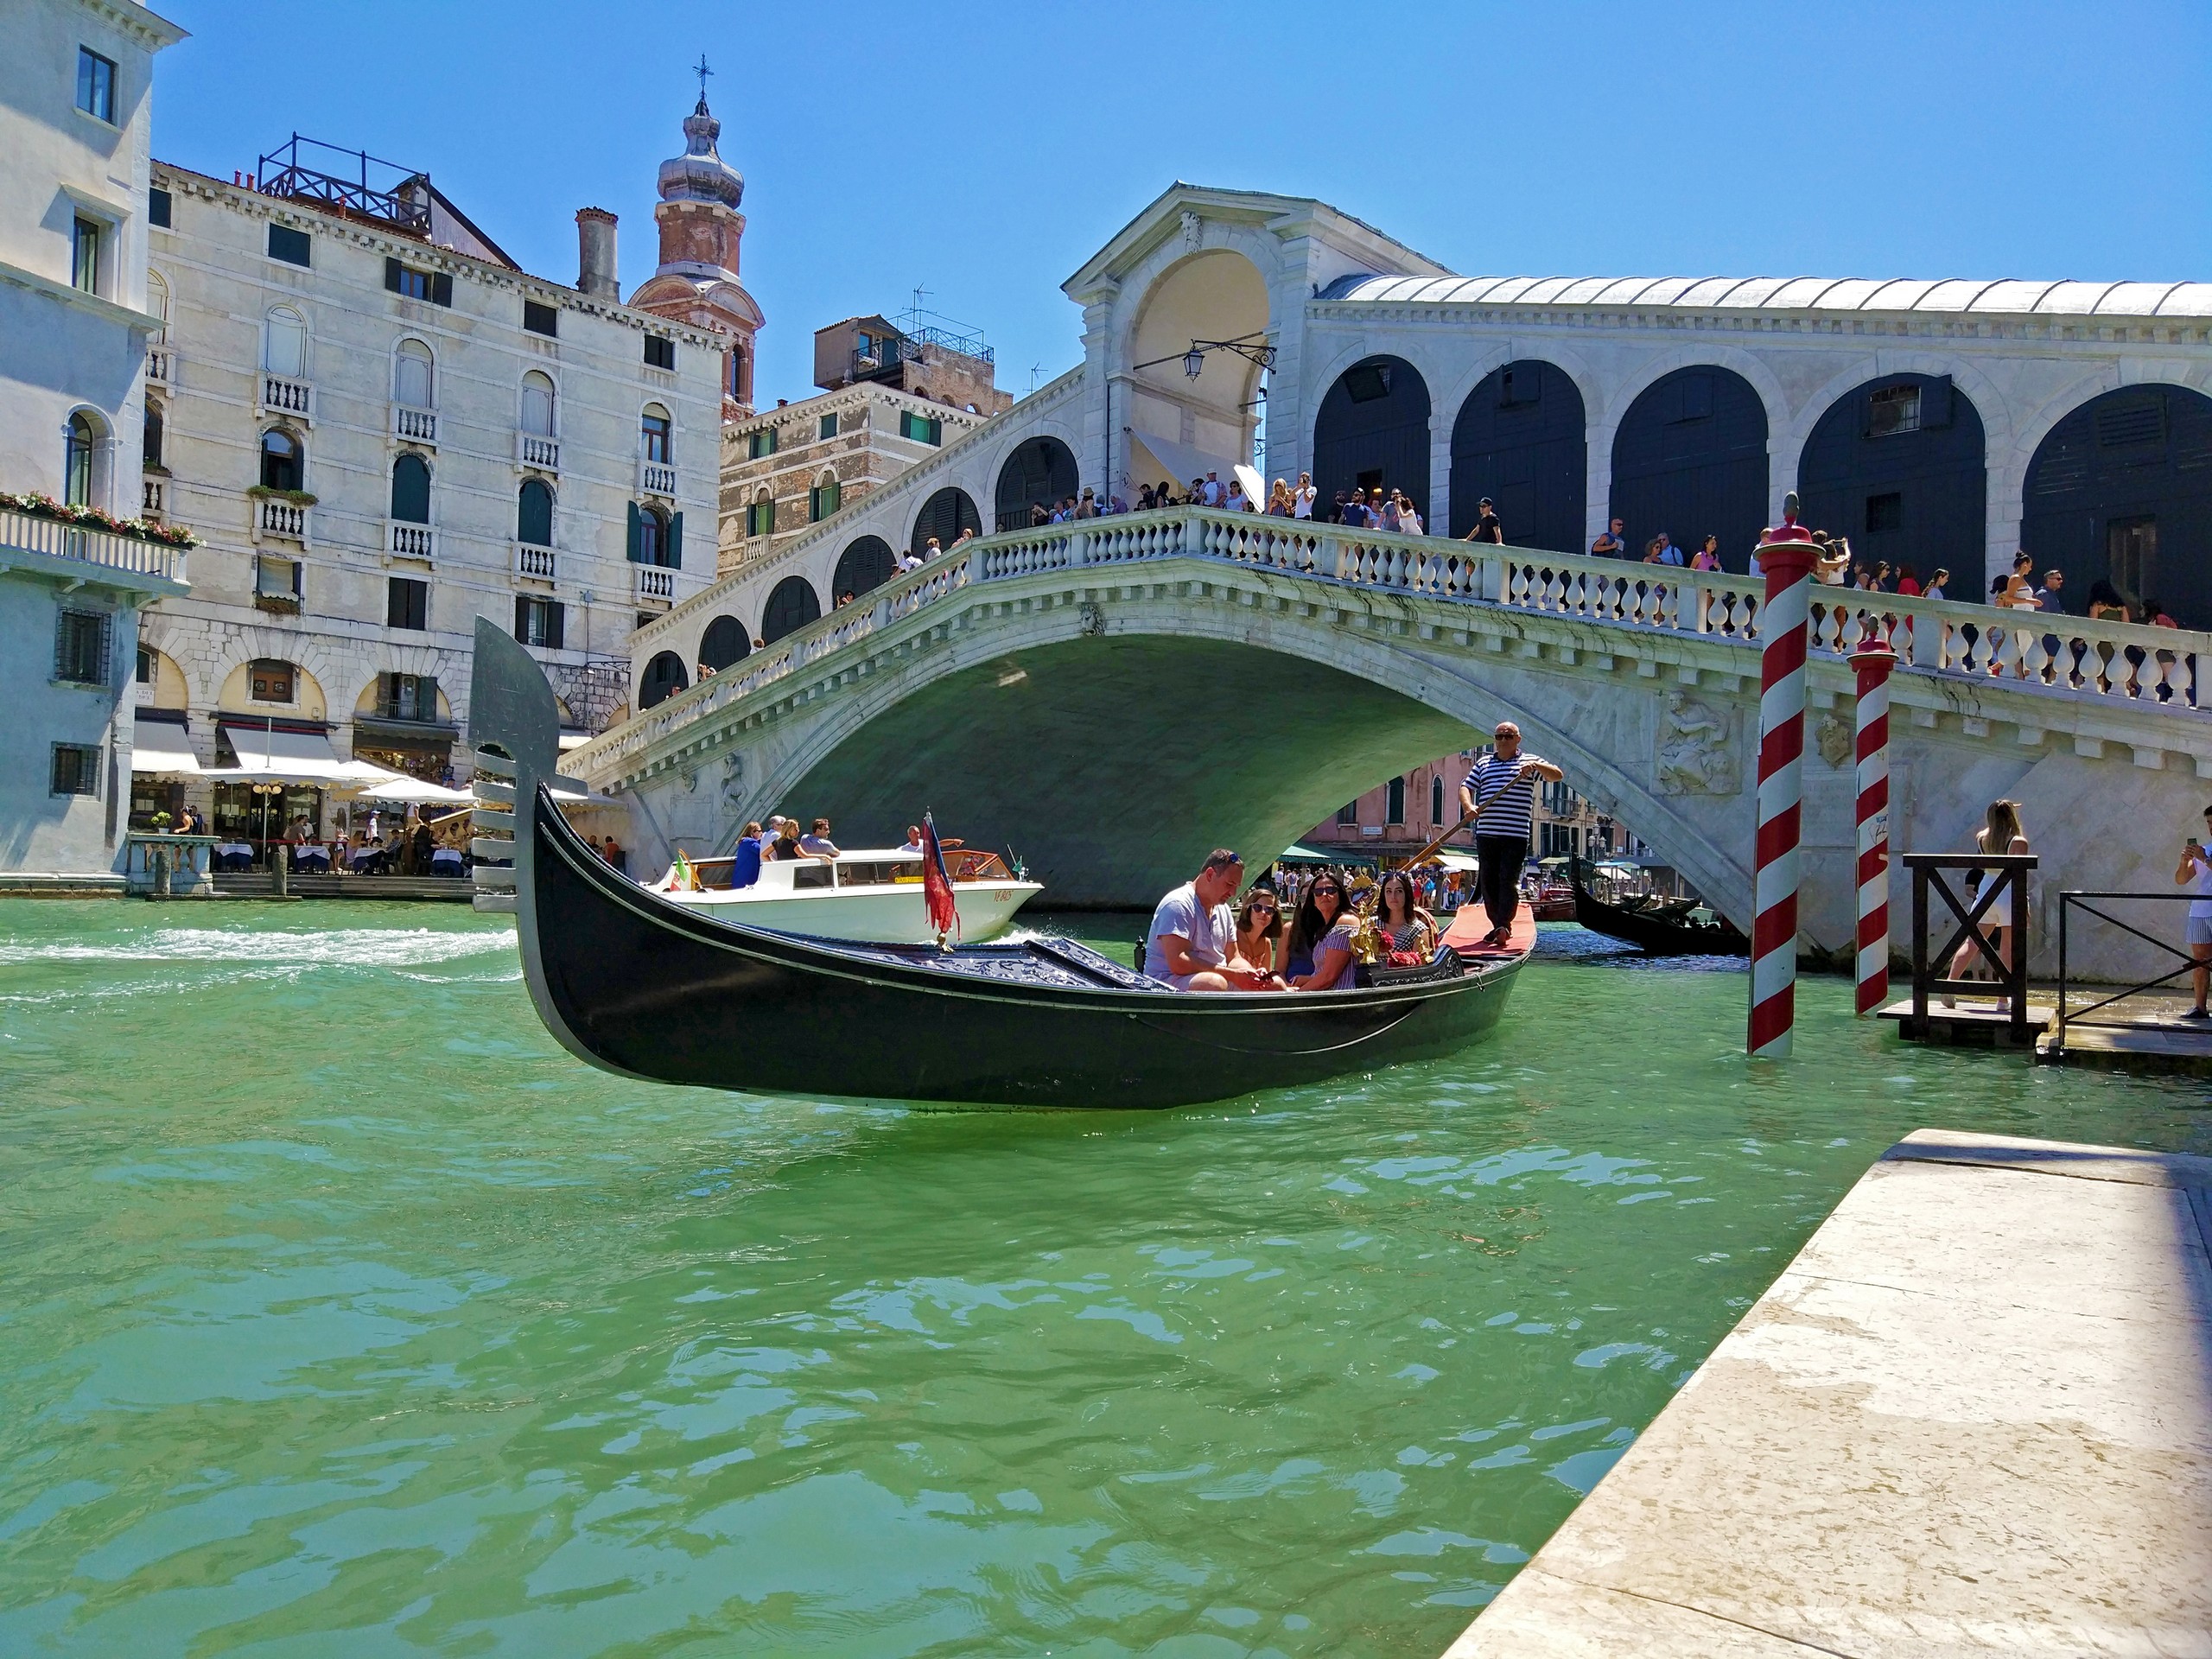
xmin=387 ymin=521 xmax=435 ymax=563
xmin=145 ymin=346 xmax=172 ymax=386
xmin=392 ymin=405 xmax=436 ymax=444
xmin=633 ymin=563 xmax=676 ymax=603
xmin=517 ymin=432 xmax=559 ymax=471
xmin=0 ymin=505 xmax=184 ymax=582
xmin=259 ymin=373 xmax=312 ymax=421
xmin=142 ymin=479 xmax=163 ymax=515
xmin=257 ymin=497 xmax=308 ymax=542
xmin=639 ymin=458 xmax=677 ymax=498
xmin=513 ymin=542 xmax=556 ymax=582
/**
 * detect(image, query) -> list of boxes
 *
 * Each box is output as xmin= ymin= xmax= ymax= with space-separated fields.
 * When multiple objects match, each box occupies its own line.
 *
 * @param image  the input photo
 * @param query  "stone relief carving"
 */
xmin=1816 ymin=713 xmax=1855 ymax=769
xmin=721 ymin=753 xmax=745 ymax=813
xmin=1179 ymin=209 xmax=1202 ymax=251
xmin=1655 ymin=692 xmax=1740 ymax=796
xmin=1079 ymin=601 xmax=1106 ymax=637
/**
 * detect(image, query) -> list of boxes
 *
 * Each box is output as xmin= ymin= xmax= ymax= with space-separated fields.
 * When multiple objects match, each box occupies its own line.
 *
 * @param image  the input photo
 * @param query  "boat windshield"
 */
xmin=836 ymin=860 xmax=923 ymax=888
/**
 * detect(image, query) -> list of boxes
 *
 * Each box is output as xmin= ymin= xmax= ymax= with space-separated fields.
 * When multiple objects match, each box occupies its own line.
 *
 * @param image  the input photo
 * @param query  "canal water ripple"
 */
xmin=0 ymin=899 xmax=2203 ymax=1656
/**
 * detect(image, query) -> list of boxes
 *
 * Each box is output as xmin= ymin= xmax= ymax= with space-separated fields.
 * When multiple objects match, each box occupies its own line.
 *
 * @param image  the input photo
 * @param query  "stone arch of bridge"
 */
xmin=730 ymin=601 xmax=1752 ymax=917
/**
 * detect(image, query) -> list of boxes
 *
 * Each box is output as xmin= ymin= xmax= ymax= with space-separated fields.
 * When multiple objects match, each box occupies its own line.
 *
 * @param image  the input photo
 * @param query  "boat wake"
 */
xmin=0 ymin=925 xmax=516 ymax=969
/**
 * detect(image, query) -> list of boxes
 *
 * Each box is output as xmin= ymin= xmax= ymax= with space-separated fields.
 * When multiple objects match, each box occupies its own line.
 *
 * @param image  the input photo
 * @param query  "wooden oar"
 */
xmin=1400 ymin=772 xmax=1522 ymax=868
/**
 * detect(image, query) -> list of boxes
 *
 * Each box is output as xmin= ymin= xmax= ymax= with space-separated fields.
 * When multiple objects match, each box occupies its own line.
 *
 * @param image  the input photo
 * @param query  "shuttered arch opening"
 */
xmin=760 ymin=575 xmax=822 ymax=643
xmin=995 ymin=435 xmax=1078 ymax=531
xmin=639 ymin=652 xmax=689 ymax=709
xmin=517 ymin=478 xmax=553 ymax=546
xmin=1450 ymin=359 xmax=1586 ymax=547
xmin=833 ymin=536 xmax=895 ymax=599
xmin=700 ymin=615 xmax=750 ymax=671
xmin=1796 ymin=373 xmax=1985 ymax=585
xmin=1312 ymin=356 xmax=1433 ymax=523
xmin=908 ymin=487 xmax=980 ymax=557
xmin=390 ymin=454 xmax=430 ymax=523
xmin=1608 ymin=367 xmax=1769 ymax=571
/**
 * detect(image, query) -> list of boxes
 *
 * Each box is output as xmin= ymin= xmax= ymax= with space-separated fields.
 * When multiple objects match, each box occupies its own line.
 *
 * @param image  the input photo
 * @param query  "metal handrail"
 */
xmin=2053 ymin=890 xmax=2206 ymax=1054
xmin=1904 ymin=852 xmax=2037 ymax=1042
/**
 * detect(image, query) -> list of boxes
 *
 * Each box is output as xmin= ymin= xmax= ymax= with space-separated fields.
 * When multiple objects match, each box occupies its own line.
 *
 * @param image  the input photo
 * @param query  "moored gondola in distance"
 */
xmin=1567 ymin=856 xmax=1750 ymax=956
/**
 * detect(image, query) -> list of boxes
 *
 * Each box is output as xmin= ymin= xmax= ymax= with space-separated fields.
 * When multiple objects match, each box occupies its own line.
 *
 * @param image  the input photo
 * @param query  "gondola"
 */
xmin=1567 ymin=857 xmax=1750 ymax=956
xmin=467 ymin=621 xmax=1529 ymax=1109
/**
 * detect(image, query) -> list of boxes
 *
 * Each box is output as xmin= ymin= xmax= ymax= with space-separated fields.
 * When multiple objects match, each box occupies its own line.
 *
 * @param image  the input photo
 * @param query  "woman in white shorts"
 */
xmin=1948 ymin=800 xmax=2029 ymax=1013
xmin=2175 ymin=806 xmax=2212 ymax=1019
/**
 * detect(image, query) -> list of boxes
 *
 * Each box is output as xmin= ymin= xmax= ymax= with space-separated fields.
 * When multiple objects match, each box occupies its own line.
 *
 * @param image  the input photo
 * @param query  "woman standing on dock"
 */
xmin=1948 ymin=799 xmax=2029 ymax=1013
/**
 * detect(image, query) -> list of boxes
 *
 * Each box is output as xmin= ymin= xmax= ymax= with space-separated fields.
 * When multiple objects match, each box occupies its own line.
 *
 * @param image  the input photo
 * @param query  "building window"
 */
xmin=899 ymin=410 xmax=944 ymax=445
xmin=1431 ymin=775 xmax=1445 ymax=824
xmin=148 ymin=185 xmax=170 ymax=227
xmin=264 ymin=307 xmax=306 ymax=377
xmin=644 ymin=334 xmax=675 ymax=371
xmin=1867 ymin=383 xmax=1921 ymax=438
xmin=54 ymin=609 xmax=111 ymax=685
xmin=746 ymin=497 xmax=773 ymax=537
xmin=249 ymin=658 xmax=296 ymax=702
xmin=523 ymin=299 xmax=559 ymax=338
xmin=641 ymin=409 xmax=672 ymax=463
xmin=136 ymin=645 xmax=154 ymax=685
xmin=387 ymin=575 xmax=428 ymax=630
xmin=1337 ymin=801 xmax=1358 ymax=826
xmin=1865 ymin=492 xmax=1903 ymax=534
xmin=143 ymin=403 xmax=163 ymax=471
xmin=379 ymin=672 xmax=440 ymax=722
xmin=384 ymin=257 xmax=452 ymax=307
xmin=51 ymin=743 xmax=101 ymax=798
xmin=818 ymin=412 xmax=839 ymax=442
xmin=390 ymin=453 xmax=430 ymax=524
xmin=255 ymin=555 xmax=302 ymax=603
xmin=514 ymin=595 xmax=564 ymax=649
xmin=728 ymin=348 xmax=750 ymax=404
xmin=76 ymin=48 xmax=115 ymax=122
xmin=63 ymin=413 xmax=97 ymax=505
xmin=520 ymin=372 xmax=556 ymax=436
xmin=517 ymin=477 xmax=553 ymax=545
xmin=1387 ymin=776 xmax=1406 ymax=824
xmin=809 ymin=479 xmax=840 ymax=522
xmin=259 ymin=429 xmax=302 ymax=491
xmin=395 ymin=339 xmax=434 ymax=409
xmin=72 ymin=217 xmax=101 ymax=295
xmin=747 ymin=426 xmax=775 ymax=461
xmin=267 ymin=224 xmax=312 ymax=268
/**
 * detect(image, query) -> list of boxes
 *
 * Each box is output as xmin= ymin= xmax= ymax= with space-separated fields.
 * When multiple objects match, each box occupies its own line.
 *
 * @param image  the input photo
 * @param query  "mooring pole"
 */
xmin=1748 ymin=497 xmax=1816 ymax=1058
xmin=1850 ymin=640 xmax=1898 ymax=1015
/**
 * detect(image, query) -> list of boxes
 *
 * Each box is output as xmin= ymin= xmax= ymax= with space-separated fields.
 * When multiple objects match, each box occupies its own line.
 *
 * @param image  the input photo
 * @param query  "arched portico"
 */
xmin=1311 ymin=354 xmax=1432 ymax=523
xmin=1451 ymin=359 xmax=1586 ymax=550
xmin=1610 ymin=365 xmax=1770 ymax=569
xmin=1796 ymin=373 xmax=1986 ymax=585
xmin=1122 ymin=247 xmax=1273 ymax=495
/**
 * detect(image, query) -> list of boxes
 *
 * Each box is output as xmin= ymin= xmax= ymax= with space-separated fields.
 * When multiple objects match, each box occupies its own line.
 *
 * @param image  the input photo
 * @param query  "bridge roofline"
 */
xmin=1320 ymin=271 xmax=2212 ymax=320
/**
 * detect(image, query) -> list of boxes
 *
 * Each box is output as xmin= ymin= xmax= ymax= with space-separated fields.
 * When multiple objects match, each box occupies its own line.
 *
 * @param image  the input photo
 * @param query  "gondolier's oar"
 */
xmin=1399 ymin=772 xmax=1523 ymax=868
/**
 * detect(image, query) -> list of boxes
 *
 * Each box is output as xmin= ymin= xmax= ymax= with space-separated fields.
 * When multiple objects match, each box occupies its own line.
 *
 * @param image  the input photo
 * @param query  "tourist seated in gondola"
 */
xmin=1224 ymin=886 xmax=1287 ymax=990
xmin=1284 ymin=873 xmax=1360 ymax=992
xmin=1374 ymin=869 xmax=1439 ymax=961
xmin=1142 ymin=849 xmax=1243 ymax=991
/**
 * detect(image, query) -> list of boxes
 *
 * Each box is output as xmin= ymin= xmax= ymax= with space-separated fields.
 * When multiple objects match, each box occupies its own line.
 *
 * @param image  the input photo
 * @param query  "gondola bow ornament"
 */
xmin=920 ymin=811 xmax=960 ymax=945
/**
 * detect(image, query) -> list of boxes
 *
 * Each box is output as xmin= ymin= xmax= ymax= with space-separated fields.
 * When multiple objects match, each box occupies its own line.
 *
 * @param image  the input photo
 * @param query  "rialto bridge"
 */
xmin=569 ymin=507 xmax=2212 ymax=979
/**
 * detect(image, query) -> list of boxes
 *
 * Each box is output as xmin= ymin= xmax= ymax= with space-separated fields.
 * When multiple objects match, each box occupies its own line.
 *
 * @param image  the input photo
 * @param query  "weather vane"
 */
xmin=694 ymin=54 xmax=713 ymax=102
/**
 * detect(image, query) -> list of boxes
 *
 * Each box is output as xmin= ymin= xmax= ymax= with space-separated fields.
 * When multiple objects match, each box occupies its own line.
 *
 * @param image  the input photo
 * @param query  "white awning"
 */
xmin=213 ymin=723 xmax=392 ymax=785
xmin=355 ymin=775 xmax=474 ymax=804
xmin=1433 ymin=851 xmax=1480 ymax=873
xmin=130 ymin=721 xmax=201 ymax=777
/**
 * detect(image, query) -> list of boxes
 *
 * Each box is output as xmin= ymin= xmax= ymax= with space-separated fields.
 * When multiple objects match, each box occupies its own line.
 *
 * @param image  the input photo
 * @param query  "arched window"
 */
xmin=145 ymin=270 xmax=168 ymax=340
xmin=833 ymin=536 xmax=895 ymax=600
xmin=517 ymin=478 xmax=553 ymax=547
xmin=809 ymin=471 xmax=841 ymax=523
xmin=264 ymin=306 xmax=306 ymax=378
xmin=1431 ymin=774 xmax=1445 ymax=825
xmin=64 ymin=412 xmax=97 ymax=505
xmin=259 ymin=429 xmax=302 ymax=492
xmin=640 ymin=404 xmax=671 ymax=463
xmin=394 ymin=339 xmax=434 ymax=409
xmin=639 ymin=652 xmax=689 ymax=710
xmin=909 ymin=486 xmax=981 ymax=557
xmin=520 ymin=371 xmax=556 ymax=436
xmin=636 ymin=504 xmax=668 ymax=566
xmin=726 ymin=347 xmax=750 ymax=404
xmin=745 ymin=488 xmax=774 ymax=539
xmin=143 ymin=402 xmax=163 ymax=472
xmin=760 ymin=575 xmax=822 ymax=643
xmin=1387 ymin=776 xmax=1406 ymax=825
xmin=700 ymin=614 xmax=750 ymax=671
xmin=390 ymin=453 xmax=430 ymax=524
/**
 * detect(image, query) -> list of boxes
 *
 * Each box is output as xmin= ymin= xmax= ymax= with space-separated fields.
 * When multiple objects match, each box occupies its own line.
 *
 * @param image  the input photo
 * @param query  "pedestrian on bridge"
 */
xmin=1465 ymin=498 xmax=1503 ymax=544
xmin=1460 ymin=722 xmax=1563 ymax=950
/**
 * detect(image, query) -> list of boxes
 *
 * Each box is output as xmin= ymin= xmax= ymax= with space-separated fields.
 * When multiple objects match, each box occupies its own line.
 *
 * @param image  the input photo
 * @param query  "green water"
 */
xmin=0 ymin=900 xmax=2205 ymax=1657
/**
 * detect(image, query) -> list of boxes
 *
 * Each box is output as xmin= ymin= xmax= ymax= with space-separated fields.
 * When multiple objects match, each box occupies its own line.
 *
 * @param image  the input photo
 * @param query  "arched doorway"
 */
xmin=2024 ymin=385 xmax=2212 ymax=626
xmin=699 ymin=614 xmax=750 ymax=672
xmin=1797 ymin=374 xmax=1985 ymax=585
xmin=761 ymin=575 xmax=822 ymax=643
xmin=909 ymin=487 xmax=979 ymax=557
xmin=1450 ymin=359 xmax=1586 ymax=548
xmin=1312 ymin=356 xmax=1431 ymax=524
xmin=833 ymin=535 xmax=896 ymax=600
xmin=995 ymin=435 xmax=1078 ymax=531
xmin=1610 ymin=367 xmax=1768 ymax=569
xmin=639 ymin=651 xmax=688 ymax=710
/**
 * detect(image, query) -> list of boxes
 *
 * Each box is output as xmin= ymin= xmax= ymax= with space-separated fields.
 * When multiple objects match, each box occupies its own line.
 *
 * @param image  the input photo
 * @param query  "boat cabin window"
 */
xmin=835 ymin=860 xmax=921 ymax=887
xmin=791 ymin=863 xmax=835 ymax=890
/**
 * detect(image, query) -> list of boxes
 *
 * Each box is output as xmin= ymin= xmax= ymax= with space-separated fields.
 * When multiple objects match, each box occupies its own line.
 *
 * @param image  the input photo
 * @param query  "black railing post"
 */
xmin=2056 ymin=892 xmax=2069 ymax=1054
xmin=1910 ymin=859 xmax=1930 ymax=1033
xmin=2006 ymin=864 xmax=2029 ymax=1042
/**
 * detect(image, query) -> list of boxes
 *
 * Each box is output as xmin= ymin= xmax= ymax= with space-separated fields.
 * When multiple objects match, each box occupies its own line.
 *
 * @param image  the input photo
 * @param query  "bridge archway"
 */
xmin=832 ymin=535 xmax=896 ymax=601
xmin=699 ymin=614 xmax=750 ymax=672
xmin=2023 ymin=384 xmax=2212 ymax=626
xmin=909 ymin=487 xmax=980 ymax=556
xmin=760 ymin=575 xmax=822 ymax=643
xmin=1797 ymin=373 xmax=1985 ymax=585
xmin=1312 ymin=355 xmax=1432 ymax=524
xmin=1610 ymin=366 xmax=1768 ymax=569
xmin=639 ymin=652 xmax=689 ymax=710
xmin=995 ymin=435 xmax=1078 ymax=531
xmin=1450 ymin=359 xmax=1586 ymax=549
xmin=1124 ymin=248 xmax=1270 ymax=494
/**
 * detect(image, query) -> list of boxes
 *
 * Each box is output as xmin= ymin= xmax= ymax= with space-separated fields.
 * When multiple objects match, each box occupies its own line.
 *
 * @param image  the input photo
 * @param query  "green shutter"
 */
xmin=669 ymin=511 xmax=683 ymax=569
xmin=385 ymin=257 xmax=403 ymax=293
xmin=626 ymin=500 xmax=641 ymax=563
xmin=513 ymin=594 xmax=530 ymax=639
xmin=545 ymin=601 xmax=564 ymax=650
xmin=430 ymin=271 xmax=454 ymax=307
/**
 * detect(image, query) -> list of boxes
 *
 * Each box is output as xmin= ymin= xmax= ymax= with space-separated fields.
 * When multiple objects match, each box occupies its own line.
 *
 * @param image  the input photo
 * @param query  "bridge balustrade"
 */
xmin=582 ymin=507 xmax=2209 ymax=779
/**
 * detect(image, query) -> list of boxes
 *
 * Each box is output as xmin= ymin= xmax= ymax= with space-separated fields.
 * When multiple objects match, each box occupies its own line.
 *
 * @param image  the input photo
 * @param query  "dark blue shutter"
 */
xmin=669 ymin=511 xmax=683 ymax=569
xmin=513 ymin=595 xmax=530 ymax=639
xmin=626 ymin=500 xmax=641 ymax=563
xmin=517 ymin=479 xmax=552 ymax=545
xmin=546 ymin=602 xmax=564 ymax=650
xmin=430 ymin=271 xmax=453 ymax=308
xmin=1922 ymin=375 xmax=1955 ymax=429
xmin=390 ymin=454 xmax=430 ymax=523
xmin=385 ymin=257 xmax=403 ymax=293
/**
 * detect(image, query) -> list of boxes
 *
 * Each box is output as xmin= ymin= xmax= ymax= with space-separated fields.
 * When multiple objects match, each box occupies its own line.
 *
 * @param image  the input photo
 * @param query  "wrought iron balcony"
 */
xmin=255 ymin=134 xmax=432 ymax=234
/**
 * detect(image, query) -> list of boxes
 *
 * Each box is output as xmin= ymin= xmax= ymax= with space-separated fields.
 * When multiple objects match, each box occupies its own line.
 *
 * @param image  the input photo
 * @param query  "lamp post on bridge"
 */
xmin=1748 ymin=495 xmax=1816 ymax=1058
xmin=1850 ymin=640 xmax=1898 ymax=1016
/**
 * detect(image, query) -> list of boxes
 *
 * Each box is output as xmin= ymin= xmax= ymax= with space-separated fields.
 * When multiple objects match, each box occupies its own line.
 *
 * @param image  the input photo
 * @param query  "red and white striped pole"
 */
xmin=1850 ymin=641 xmax=1898 ymax=1015
xmin=1748 ymin=498 xmax=1817 ymax=1058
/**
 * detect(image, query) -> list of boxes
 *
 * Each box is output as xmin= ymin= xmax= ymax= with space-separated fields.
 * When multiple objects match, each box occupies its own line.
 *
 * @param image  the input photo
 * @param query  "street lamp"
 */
xmin=1182 ymin=346 xmax=1206 ymax=380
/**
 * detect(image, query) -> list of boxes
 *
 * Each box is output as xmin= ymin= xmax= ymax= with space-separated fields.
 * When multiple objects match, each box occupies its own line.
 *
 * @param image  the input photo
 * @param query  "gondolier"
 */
xmin=1459 ymin=722 xmax=1563 ymax=950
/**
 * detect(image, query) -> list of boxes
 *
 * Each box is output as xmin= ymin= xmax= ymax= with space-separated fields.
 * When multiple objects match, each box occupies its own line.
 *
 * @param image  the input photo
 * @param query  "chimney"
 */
xmin=575 ymin=208 xmax=619 ymax=301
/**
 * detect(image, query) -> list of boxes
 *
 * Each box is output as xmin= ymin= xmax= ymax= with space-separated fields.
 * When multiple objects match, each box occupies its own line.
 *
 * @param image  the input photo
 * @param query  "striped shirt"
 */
xmin=1462 ymin=752 xmax=1546 ymax=838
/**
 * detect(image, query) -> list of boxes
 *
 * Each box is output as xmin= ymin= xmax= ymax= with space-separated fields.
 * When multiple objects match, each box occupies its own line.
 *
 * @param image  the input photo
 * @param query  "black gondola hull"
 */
xmin=1568 ymin=861 xmax=1751 ymax=956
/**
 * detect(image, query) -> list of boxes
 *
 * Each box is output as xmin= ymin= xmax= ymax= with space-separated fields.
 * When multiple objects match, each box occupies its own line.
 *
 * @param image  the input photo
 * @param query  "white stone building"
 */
xmin=135 ymin=132 xmax=721 ymax=847
xmin=0 ymin=0 xmax=188 ymax=887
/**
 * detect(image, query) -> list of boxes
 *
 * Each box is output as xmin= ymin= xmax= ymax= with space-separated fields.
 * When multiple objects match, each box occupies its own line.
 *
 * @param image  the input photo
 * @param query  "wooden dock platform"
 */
xmin=1442 ymin=1128 xmax=2212 ymax=1657
xmin=1876 ymin=995 xmax=2052 ymax=1047
xmin=199 ymin=874 xmax=474 ymax=902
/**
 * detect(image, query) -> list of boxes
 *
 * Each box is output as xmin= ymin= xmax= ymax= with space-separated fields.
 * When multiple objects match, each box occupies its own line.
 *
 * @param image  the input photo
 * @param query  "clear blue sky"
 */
xmin=151 ymin=2 xmax=2210 ymax=405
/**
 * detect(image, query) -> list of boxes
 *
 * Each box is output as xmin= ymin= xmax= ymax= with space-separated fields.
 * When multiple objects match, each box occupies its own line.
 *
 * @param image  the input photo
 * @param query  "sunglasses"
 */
xmin=1248 ymin=902 xmax=1277 ymax=913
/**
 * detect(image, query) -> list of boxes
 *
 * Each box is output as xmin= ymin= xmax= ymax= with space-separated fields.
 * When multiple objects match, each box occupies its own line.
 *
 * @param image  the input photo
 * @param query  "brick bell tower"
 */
xmin=626 ymin=60 xmax=765 ymax=420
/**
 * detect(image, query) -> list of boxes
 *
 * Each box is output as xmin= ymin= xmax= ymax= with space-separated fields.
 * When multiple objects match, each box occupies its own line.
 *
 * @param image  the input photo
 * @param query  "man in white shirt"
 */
xmin=1294 ymin=472 xmax=1316 ymax=519
xmin=2177 ymin=807 xmax=2212 ymax=1018
xmin=1200 ymin=472 xmax=1224 ymax=507
xmin=1143 ymin=849 xmax=1243 ymax=991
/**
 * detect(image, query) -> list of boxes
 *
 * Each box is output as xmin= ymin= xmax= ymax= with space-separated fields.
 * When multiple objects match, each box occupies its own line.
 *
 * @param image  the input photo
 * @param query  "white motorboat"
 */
xmin=647 ymin=845 xmax=1042 ymax=943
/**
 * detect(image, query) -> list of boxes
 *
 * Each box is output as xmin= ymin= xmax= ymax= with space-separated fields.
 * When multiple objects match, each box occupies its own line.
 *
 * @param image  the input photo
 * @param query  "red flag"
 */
xmin=920 ymin=811 xmax=959 ymax=942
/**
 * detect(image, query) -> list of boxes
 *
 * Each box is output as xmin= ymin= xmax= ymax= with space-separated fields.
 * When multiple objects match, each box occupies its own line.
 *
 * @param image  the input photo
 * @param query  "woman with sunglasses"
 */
xmin=1223 ymin=887 xmax=1287 ymax=990
xmin=1285 ymin=873 xmax=1360 ymax=992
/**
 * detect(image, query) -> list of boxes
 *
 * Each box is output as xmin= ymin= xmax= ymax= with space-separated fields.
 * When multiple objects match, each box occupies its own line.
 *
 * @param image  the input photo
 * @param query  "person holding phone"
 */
xmin=2175 ymin=808 xmax=2212 ymax=1019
